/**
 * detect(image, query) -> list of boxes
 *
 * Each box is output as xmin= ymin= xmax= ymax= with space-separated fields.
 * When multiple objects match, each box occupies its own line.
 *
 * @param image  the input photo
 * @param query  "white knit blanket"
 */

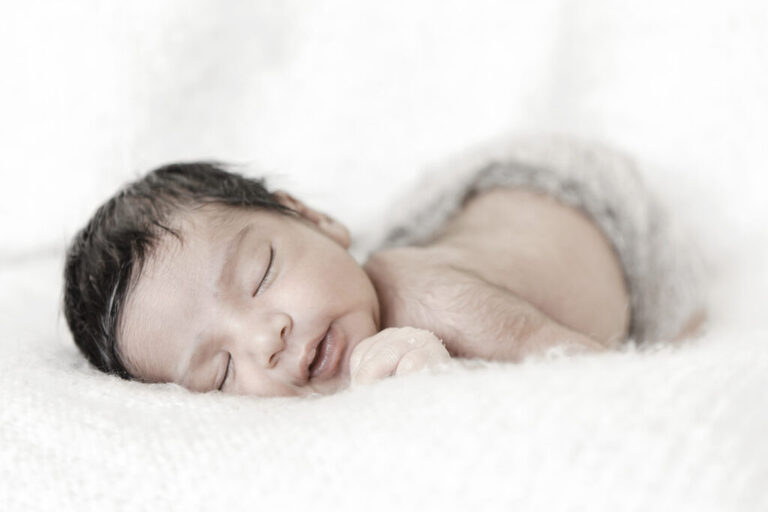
xmin=1 ymin=252 xmax=767 ymax=511
xmin=2 ymin=1 xmax=767 ymax=510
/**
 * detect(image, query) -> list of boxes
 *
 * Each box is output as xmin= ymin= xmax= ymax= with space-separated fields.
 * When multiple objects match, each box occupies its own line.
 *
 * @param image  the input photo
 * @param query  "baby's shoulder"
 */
xmin=363 ymin=246 xmax=553 ymax=358
xmin=363 ymin=246 xmax=494 ymax=330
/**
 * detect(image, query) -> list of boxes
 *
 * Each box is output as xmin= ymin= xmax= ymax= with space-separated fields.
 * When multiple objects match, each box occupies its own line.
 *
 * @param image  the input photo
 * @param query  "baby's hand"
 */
xmin=349 ymin=327 xmax=451 ymax=386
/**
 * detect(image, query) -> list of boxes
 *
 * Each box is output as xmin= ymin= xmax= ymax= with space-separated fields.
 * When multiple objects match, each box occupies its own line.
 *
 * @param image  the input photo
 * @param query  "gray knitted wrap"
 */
xmin=358 ymin=136 xmax=702 ymax=343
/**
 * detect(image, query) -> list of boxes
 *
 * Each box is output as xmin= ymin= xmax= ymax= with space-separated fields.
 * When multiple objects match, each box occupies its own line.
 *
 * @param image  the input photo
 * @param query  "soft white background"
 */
xmin=1 ymin=1 xmax=766 ymax=511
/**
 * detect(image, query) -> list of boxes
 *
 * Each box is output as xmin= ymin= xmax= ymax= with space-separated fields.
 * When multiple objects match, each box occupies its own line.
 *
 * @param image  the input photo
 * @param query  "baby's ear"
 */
xmin=273 ymin=190 xmax=351 ymax=249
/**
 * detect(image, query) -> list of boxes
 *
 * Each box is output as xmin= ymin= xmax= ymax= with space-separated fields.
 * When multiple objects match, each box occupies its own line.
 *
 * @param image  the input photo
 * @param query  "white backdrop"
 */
xmin=2 ymin=1 xmax=766 ymax=264
xmin=0 ymin=0 xmax=563 ymax=258
xmin=1 ymin=1 xmax=767 ymax=511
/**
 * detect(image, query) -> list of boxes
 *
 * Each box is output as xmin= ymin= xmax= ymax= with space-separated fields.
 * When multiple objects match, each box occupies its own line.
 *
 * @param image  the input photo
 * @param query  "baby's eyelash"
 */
xmin=253 ymin=245 xmax=274 ymax=297
xmin=218 ymin=354 xmax=232 ymax=391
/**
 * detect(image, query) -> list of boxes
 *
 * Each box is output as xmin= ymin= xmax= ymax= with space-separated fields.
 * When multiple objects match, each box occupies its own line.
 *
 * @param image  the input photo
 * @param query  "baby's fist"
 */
xmin=349 ymin=327 xmax=451 ymax=386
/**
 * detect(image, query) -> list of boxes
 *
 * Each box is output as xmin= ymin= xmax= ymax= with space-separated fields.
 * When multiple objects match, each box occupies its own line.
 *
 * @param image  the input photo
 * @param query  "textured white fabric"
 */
xmin=1 ymin=255 xmax=767 ymax=511
xmin=2 ymin=0 xmax=768 ymax=511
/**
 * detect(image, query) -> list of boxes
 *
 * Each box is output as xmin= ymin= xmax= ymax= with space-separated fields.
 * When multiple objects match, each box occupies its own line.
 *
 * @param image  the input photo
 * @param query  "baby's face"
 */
xmin=117 ymin=200 xmax=381 ymax=396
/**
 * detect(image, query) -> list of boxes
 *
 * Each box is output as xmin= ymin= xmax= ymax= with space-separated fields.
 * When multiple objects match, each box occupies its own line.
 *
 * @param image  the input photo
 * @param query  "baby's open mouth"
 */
xmin=308 ymin=325 xmax=340 ymax=380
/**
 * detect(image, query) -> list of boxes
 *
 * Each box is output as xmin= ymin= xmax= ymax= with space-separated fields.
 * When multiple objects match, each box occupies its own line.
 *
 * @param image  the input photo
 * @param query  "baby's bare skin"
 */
xmin=361 ymin=188 xmax=630 ymax=365
xmin=349 ymin=327 xmax=451 ymax=385
xmin=118 ymin=185 xmax=634 ymax=395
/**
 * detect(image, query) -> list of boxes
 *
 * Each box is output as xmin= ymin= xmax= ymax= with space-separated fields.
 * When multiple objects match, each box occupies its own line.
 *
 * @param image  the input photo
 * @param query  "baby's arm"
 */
xmin=368 ymin=255 xmax=609 ymax=364
xmin=432 ymin=277 xmax=608 ymax=361
xmin=347 ymin=288 xmax=603 ymax=388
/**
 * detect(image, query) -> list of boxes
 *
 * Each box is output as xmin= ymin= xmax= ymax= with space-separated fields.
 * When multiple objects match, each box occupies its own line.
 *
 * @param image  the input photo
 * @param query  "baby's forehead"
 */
xmin=157 ymin=206 xmax=252 ymax=253
xmin=174 ymin=203 xmax=292 ymax=233
xmin=141 ymin=204 xmax=289 ymax=275
xmin=172 ymin=204 xmax=247 ymax=234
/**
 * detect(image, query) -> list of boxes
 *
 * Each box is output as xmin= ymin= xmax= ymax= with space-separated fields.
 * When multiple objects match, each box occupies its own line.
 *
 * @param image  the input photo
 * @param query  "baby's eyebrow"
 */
xmin=216 ymin=224 xmax=252 ymax=291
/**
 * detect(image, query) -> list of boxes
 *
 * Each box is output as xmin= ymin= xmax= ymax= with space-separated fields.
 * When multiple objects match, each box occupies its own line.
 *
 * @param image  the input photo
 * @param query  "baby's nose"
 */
xmin=239 ymin=311 xmax=291 ymax=368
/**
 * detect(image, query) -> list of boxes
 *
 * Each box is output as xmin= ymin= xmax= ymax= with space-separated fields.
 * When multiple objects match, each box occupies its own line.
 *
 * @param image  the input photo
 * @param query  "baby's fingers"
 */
xmin=351 ymin=343 xmax=403 ymax=385
xmin=348 ymin=332 xmax=380 ymax=375
xmin=349 ymin=327 xmax=450 ymax=386
xmin=349 ymin=327 xmax=428 ymax=376
xmin=394 ymin=349 xmax=429 ymax=377
xmin=395 ymin=345 xmax=450 ymax=377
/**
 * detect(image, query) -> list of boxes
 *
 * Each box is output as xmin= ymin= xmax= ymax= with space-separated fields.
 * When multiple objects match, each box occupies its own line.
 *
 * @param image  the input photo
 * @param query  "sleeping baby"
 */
xmin=63 ymin=137 xmax=704 ymax=396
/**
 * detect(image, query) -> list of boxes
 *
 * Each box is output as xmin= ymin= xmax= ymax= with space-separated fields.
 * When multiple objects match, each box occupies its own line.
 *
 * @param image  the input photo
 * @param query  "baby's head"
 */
xmin=63 ymin=163 xmax=381 ymax=396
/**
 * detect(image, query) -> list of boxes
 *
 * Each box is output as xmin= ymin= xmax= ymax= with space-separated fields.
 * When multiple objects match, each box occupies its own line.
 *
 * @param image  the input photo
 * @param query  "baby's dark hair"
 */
xmin=63 ymin=162 xmax=296 ymax=379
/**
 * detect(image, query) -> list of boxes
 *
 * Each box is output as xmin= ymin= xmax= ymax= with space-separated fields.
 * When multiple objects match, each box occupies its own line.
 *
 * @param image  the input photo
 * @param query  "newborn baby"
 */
xmin=63 ymin=140 xmax=702 ymax=397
